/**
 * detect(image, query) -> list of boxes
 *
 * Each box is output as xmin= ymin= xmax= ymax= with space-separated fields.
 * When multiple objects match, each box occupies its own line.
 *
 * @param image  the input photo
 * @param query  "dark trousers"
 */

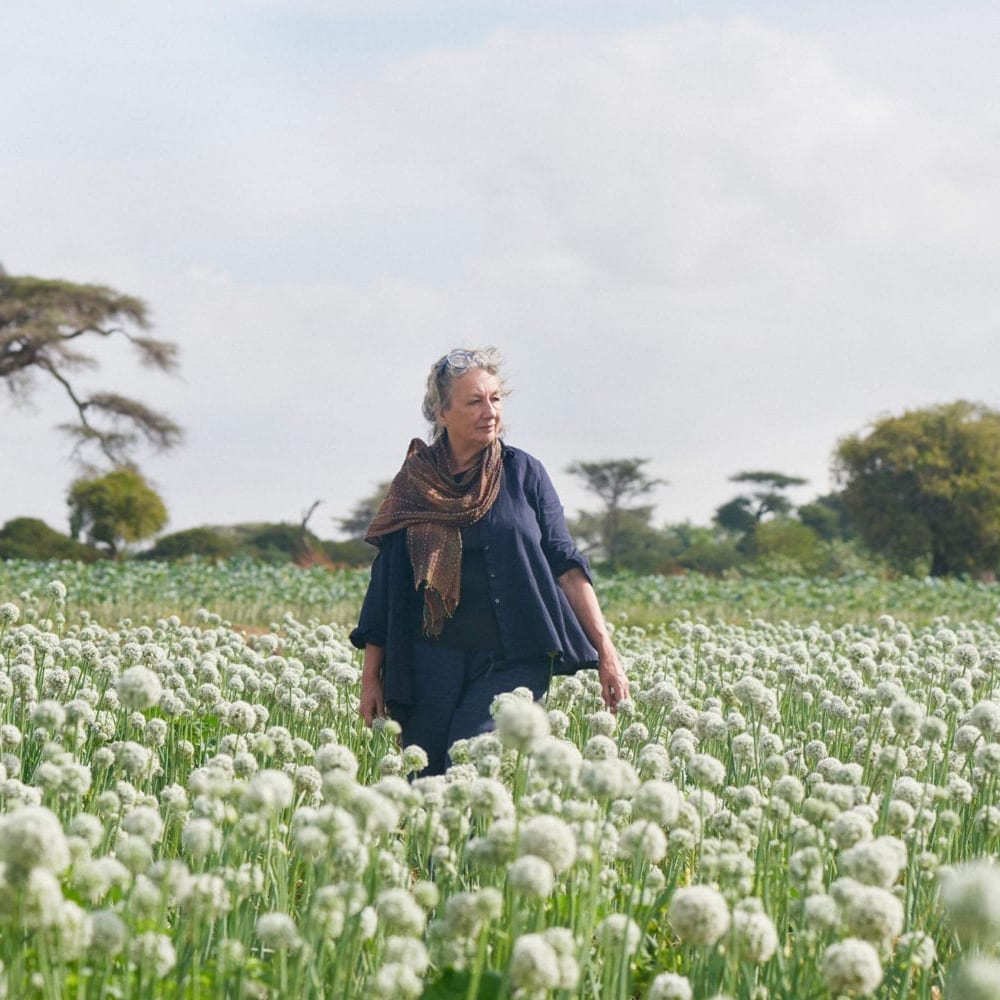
xmin=402 ymin=643 xmax=552 ymax=776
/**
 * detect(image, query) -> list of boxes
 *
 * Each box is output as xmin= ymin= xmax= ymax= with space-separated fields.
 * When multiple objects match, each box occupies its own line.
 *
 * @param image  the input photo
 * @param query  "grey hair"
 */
xmin=422 ymin=346 xmax=508 ymax=439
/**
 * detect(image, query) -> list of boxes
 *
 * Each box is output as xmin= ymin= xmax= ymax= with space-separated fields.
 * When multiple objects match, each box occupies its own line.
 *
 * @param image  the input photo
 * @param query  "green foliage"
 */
xmin=571 ymin=505 xmax=674 ymax=574
xmin=567 ymin=458 xmax=665 ymax=571
xmin=336 ymin=480 xmax=391 ymax=540
xmin=320 ymin=538 xmax=375 ymax=567
xmin=0 ymin=517 xmax=99 ymax=561
xmin=714 ymin=470 xmax=808 ymax=533
xmin=797 ymin=492 xmax=852 ymax=542
xmin=713 ymin=496 xmax=758 ymax=536
xmin=419 ymin=969 xmax=503 ymax=999
xmin=240 ymin=523 xmax=319 ymax=563
xmin=835 ymin=400 xmax=1000 ymax=576
xmin=659 ymin=523 xmax=743 ymax=575
xmin=142 ymin=526 xmax=239 ymax=562
xmin=0 ymin=268 xmax=181 ymax=465
xmin=144 ymin=522 xmax=375 ymax=568
xmin=67 ymin=468 xmax=168 ymax=557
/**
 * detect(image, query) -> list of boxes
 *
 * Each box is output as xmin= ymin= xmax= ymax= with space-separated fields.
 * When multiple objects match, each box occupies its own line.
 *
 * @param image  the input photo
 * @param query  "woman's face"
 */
xmin=439 ymin=368 xmax=503 ymax=456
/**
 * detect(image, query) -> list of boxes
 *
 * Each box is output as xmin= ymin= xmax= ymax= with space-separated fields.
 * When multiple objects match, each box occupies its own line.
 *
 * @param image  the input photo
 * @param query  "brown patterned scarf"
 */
xmin=365 ymin=435 xmax=503 ymax=637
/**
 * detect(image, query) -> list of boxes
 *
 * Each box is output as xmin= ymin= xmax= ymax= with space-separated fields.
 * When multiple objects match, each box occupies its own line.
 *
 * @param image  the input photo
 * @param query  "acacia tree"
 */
xmin=714 ymin=470 xmax=809 ymax=535
xmin=566 ymin=458 xmax=665 ymax=571
xmin=0 ymin=266 xmax=181 ymax=466
xmin=835 ymin=400 xmax=1000 ymax=576
xmin=68 ymin=468 xmax=168 ymax=558
xmin=337 ymin=480 xmax=392 ymax=540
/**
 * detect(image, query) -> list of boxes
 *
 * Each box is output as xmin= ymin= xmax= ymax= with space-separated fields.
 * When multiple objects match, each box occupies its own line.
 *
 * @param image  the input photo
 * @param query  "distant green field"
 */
xmin=2 ymin=558 xmax=999 ymax=628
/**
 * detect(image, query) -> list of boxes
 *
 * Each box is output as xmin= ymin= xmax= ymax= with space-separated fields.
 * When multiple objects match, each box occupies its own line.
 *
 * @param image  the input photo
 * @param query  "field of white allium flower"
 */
xmin=2 ymin=562 xmax=1000 ymax=999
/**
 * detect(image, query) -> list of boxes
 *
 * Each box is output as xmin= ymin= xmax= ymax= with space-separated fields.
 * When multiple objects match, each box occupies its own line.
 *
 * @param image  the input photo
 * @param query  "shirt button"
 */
xmin=494 ymin=598 xmax=500 ymax=605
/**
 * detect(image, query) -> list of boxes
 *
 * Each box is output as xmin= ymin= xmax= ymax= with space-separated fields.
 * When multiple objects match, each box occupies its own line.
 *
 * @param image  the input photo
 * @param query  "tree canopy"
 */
xmin=566 ymin=458 xmax=665 ymax=571
xmin=714 ymin=470 xmax=808 ymax=535
xmin=337 ymin=480 xmax=392 ymax=540
xmin=835 ymin=400 xmax=1000 ymax=576
xmin=0 ymin=266 xmax=181 ymax=466
xmin=68 ymin=468 xmax=168 ymax=557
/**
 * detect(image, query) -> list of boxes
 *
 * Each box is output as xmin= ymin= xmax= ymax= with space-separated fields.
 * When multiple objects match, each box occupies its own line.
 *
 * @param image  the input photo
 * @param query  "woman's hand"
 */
xmin=596 ymin=642 xmax=630 ymax=711
xmin=359 ymin=644 xmax=386 ymax=727
xmin=557 ymin=567 xmax=630 ymax=711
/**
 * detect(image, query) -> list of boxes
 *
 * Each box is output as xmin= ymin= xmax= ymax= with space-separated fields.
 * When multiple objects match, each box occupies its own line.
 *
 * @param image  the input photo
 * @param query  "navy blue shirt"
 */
xmin=350 ymin=444 xmax=598 ymax=711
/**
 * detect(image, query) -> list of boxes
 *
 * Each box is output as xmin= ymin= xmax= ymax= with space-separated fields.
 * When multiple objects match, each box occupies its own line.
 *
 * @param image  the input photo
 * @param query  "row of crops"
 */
xmin=1 ymin=561 xmax=1000 ymax=996
xmin=3 ymin=558 xmax=1000 ymax=628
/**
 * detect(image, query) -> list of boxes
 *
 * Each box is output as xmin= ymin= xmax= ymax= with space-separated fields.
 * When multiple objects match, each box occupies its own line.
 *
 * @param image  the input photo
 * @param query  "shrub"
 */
xmin=0 ymin=517 xmax=99 ymax=561
xmin=142 ymin=527 xmax=239 ymax=562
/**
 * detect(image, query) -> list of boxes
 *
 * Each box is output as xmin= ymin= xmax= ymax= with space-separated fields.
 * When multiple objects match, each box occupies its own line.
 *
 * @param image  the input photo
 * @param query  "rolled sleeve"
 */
xmin=349 ymin=549 xmax=389 ymax=649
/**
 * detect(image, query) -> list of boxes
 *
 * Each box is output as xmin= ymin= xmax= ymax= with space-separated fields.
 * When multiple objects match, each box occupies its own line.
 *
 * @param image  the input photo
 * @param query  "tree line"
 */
xmin=331 ymin=402 xmax=1000 ymax=580
xmin=3 ymin=266 xmax=1000 ymax=578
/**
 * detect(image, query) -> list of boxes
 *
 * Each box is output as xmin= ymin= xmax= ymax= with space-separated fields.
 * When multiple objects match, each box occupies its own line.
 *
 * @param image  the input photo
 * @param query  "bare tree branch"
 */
xmin=0 ymin=268 xmax=182 ymax=468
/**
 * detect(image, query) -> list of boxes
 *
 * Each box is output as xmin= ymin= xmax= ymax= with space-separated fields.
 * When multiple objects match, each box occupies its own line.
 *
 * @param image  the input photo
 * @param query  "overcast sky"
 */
xmin=3 ymin=1 xmax=999 ymax=541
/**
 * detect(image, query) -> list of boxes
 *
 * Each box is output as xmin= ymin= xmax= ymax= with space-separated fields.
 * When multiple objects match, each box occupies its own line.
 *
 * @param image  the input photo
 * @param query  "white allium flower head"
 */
xmin=821 ymin=938 xmax=883 ymax=996
xmin=842 ymin=886 xmax=904 ymax=944
xmin=938 ymin=860 xmax=1000 ymax=946
xmin=587 ymin=710 xmax=617 ymax=737
xmin=383 ymin=936 xmax=430 ymax=976
xmin=443 ymin=888 xmax=502 ymax=937
xmin=375 ymin=888 xmax=426 ymax=938
xmin=121 ymin=805 xmax=164 ymax=844
xmin=632 ymin=780 xmax=681 ymax=826
xmin=668 ymin=885 xmax=731 ymax=946
xmin=583 ymin=734 xmax=619 ymax=761
xmin=255 ymin=912 xmax=301 ymax=951
xmin=89 ymin=909 xmax=128 ymax=958
xmin=839 ymin=836 xmax=907 ymax=888
xmin=115 ymin=665 xmax=163 ymax=711
xmin=0 ymin=865 xmax=64 ymax=927
xmin=531 ymin=736 xmax=583 ymax=785
xmin=687 ymin=753 xmax=726 ymax=788
xmin=580 ymin=757 xmax=640 ymax=801
xmin=181 ymin=817 xmax=222 ymax=861
xmin=618 ymin=821 xmax=668 ymax=864
xmin=244 ymin=769 xmax=295 ymax=814
xmin=518 ymin=815 xmax=578 ymax=874
xmin=314 ymin=742 xmax=359 ymax=778
xmin=803 ymin=893 xmax=841 ymax=933
xmin=969 ymin=700 xmax=1000 ymax=738
xmin=0 ymin=804 xmax=71 ymax=874
xmin=647 ymin=972 xmax=693 ymax=1000
xmin=732 ymin=900 xmax=778 ymax=963
xmin=506 ymin=854 xmax=555 ymax=899
xmin=468 ymin=777 xmax=514 ymax=820
xmin=30 ymin=700 xmax=67 ymax=731
xmin=947 ymin=957 xmax=1000 ymax=1000
xmin=130 ymin=931 xmax=177 ymax=977
xmin=369 ymin=962 xmax=423 ymax=1000
xmin=68 ymin=812 xmax=105 ymax=851
xmin=402 ymin=744 xmax=429 ymax=774
xmin=508 ymin=933 xmax=562 ymax=992
xmin=226 ymin=700 xmax=259 ymax=733
xmin=895 ymin=931 xmax=936 ymax=970
xmin=493 ymin=698 xmax=550 ymax=754
xmin=541 ymin=926 xmax=580 ymax=989
xmin=596 ymin=913 xmax=642 ymax=954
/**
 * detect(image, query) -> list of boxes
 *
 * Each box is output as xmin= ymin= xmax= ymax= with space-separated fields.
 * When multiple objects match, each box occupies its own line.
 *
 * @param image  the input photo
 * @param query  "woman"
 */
xmin=351 ymin=347 xmax=629 ymax=775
